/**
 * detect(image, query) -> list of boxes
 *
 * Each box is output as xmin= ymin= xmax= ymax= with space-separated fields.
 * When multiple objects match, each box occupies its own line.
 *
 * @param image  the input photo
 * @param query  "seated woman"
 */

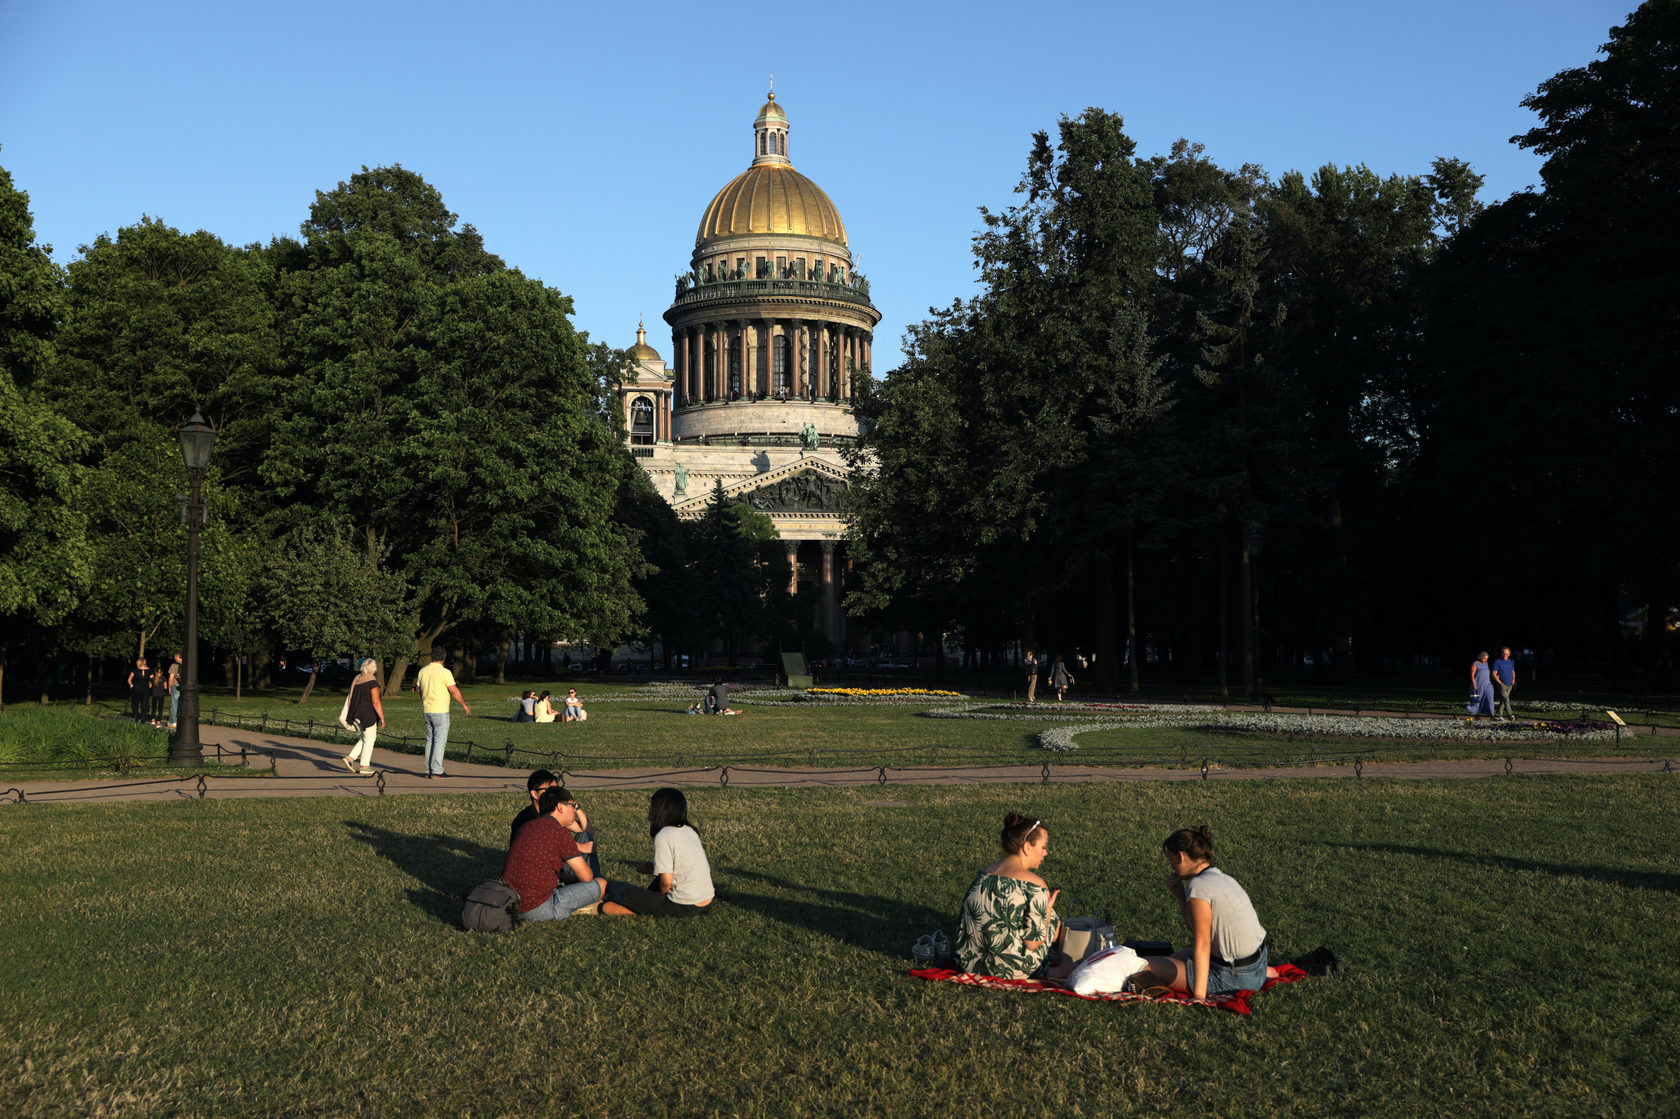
xmin=534 ymin=690 xmax=557 ymax=723
xmin=1133 ymin=826 xmax=1278 ymax=1000
xmin=562 ymin=688 xmax=586 ymax=722
xmin=514 ymin=690 xmax=537 ymax=722
xmin=601 ymin=788 xmax=714 ymax=918
xmin=954 ymin=813 xmax=1061 ymax=979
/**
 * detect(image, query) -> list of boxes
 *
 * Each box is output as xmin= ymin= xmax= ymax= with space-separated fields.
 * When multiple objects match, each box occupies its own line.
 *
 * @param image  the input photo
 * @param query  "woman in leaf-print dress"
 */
xmin=955 ymin=813 xmax=1062 ymax=979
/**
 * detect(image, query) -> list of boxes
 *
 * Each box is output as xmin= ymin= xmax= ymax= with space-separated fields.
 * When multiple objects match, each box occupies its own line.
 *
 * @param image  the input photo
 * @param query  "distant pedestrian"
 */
xmin=416 ymin=646 xmax=471 ymax=778
xmin=166 ymin=651 xmax=182 ymax=730
xmin=1492 ymin=647 xmax=1516 ymax=720
xmin=1024 ymin=649 xmax=1039 ymax=704
xmin=340 ymin=659 xmax=385 ymax=775
xmin=1051 ymin=655 xmax=1074 ymax=702
xmin=1467 ymin=651 xmax=1495 ymax=718
xmin=149 ymin=663 xmax=169 ymax=722
xmin=127 ymin=659 xmax=151 ymax=723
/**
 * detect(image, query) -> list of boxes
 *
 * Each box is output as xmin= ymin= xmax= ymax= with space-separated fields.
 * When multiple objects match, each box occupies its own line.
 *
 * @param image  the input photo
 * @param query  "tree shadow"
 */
xmin=714 ymin=863 xmax=953 ymax=958
xmin=1316 ymin=841 xmax=1680 ymax=893
xmin=345 ymin=820 xmax=509 ymax=924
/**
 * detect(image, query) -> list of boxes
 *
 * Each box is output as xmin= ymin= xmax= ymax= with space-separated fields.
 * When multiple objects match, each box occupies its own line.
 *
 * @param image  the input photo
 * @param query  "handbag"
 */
xmin=1056 ymin=898 xmax=1115 ymax=967
xmin=338 ymin=694 xmax=354 ymax=731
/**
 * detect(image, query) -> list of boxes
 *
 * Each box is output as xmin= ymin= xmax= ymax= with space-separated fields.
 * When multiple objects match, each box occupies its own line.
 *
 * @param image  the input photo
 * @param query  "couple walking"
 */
xmin=1468 ymin=647 xmax=1517 ymax=719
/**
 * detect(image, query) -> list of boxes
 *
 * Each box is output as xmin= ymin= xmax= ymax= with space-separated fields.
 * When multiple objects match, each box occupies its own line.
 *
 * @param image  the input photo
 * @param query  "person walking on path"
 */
xmin=416 ymin=646 xmax=470 ymax=778
xmin=1467 ymin=651 xmax=1496 ymax=718
xmin=1024 ymin=649 xmax=1040 ymax=704
xmin=341 ymin=659 xmax=386 ymax=775
xmin=1051 ymin=655 xmax=1074 ymax=703
xmin=1492 ymin=647 xmax=1517 ymax=720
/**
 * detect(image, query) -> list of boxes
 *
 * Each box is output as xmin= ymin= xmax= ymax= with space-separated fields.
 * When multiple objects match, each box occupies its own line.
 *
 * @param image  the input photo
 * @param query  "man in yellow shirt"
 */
xmin=416 ymin=645 xmax=471 ymax=778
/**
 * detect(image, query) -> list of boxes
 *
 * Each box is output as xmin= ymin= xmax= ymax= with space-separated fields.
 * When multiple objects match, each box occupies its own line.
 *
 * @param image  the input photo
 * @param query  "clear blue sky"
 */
xmin=1 ymin=0 xmax=1631 ymax=366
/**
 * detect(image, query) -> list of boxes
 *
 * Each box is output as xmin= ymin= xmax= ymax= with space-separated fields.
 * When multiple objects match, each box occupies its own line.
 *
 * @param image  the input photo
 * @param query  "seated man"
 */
xmin=502 ymin=786 xmax=606 ymax=923
xmin=511 ymin=770 xmax=600 ymax=878
xmin=707 ymin=679 xmax=729 ymax=715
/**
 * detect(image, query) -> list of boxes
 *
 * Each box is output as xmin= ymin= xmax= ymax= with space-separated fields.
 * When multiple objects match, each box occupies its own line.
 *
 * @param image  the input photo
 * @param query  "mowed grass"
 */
xmin=3 ymin=776 xmax=1677 ymax=1117
xmin=10 ymin=682 xmax=1672 ymax=783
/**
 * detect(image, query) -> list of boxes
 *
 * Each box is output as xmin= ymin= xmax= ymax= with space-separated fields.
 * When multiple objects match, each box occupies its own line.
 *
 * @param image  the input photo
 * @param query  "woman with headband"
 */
xmin=954 ymin=813 xmax=1062 ymax=978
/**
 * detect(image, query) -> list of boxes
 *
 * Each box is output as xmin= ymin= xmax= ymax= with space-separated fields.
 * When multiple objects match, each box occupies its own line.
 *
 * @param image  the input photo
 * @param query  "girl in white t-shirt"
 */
xmin=602 ymin=788 xmax=714 ymax=917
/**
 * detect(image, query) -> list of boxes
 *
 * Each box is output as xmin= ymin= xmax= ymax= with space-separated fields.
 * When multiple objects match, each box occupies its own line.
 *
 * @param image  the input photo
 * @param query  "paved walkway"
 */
xmin=1 ymin=722 xmax=1674 ymax=805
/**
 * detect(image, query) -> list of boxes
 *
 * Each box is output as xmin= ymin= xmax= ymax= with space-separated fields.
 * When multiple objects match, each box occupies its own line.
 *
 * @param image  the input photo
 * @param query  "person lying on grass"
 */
xmin=503 ymin=786 xmax=606 ymax=923
xmin=1131 ymin=826 xmax=1279 ymax=1000
xmin=954 ymin=813 xmax=1063 ymax=979
xmin=601 ymin=787 xmax=714 ymax=918
xmin=510 ymin=769 xmax=601 ymax=879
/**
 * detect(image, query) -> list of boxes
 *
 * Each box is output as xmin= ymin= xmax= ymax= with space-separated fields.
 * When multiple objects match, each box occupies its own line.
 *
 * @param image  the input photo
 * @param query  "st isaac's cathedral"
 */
xmin=615 ymin=91 xmax=878 ymax=647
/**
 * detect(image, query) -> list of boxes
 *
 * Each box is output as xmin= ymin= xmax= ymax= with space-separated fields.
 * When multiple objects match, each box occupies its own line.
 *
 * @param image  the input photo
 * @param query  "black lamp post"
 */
xmin=168 ymin=411 xmax=216 ymax=767
xmin=1245 ymin=521 xmax=1265 ymax=705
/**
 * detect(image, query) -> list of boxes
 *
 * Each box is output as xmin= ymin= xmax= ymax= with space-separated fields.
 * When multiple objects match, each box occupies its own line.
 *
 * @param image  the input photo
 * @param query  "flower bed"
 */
xmin=807 ymin=687 xmax=966 ymax=698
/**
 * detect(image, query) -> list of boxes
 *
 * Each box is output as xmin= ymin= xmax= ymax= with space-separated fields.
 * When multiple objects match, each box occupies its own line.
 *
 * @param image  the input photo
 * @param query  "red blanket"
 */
xmin=908 ymin=962 xmax=1307 ymax=1015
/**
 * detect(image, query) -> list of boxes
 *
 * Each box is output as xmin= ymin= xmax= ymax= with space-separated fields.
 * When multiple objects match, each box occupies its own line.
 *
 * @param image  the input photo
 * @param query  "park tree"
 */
xmin=849 ymin=111 xmax=1164 ymax=671
xmin=1421 ymin=0 xmax=1680 ymax=675
xmin=0 ymin=157 xmax=90 ymax=702
xmin=263 ymin=166 xmax=645 ymax=688
xmin=261 ymin=521 xmax=416 ymax=705
xmin=45 ymin=218 xmax=281 ymax=673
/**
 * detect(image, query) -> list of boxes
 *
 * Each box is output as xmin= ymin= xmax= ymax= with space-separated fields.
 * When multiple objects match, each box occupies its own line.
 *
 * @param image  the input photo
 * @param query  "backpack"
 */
xmin=461 ymin=877 xmax=522 ymax=933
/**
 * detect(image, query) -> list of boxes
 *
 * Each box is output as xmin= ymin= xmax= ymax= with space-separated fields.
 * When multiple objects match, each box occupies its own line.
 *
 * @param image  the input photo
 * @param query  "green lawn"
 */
xmin=5 ymin=679 xmax=1672 ymax=783
xmin=3 ymin=776 xmax=1677 ymax=1117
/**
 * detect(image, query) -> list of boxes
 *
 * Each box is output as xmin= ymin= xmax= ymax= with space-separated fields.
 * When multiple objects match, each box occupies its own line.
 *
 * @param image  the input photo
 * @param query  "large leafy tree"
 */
xmin=849 ymin=111 xmax=1164 ymax=672
xmin=48 ymin=218 xmax=280 ymax=668
xmin=264 ymin=166 xmax=644 ymax=689
xmin=0 ymin=157 xmax=89 ymax=702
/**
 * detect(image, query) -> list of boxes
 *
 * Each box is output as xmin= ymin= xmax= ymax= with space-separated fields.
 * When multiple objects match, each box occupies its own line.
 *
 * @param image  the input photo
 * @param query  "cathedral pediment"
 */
xmin=672 ymin=456 xmax=849 ymax=518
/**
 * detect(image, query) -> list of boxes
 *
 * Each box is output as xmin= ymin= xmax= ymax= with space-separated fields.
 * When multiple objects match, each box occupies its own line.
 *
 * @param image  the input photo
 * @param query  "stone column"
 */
xmin=820 ymin=541 xmax=838 ymax=640
xmin=794 ymin=323 xmax=807 ymax=399
xmin=673 ymin=332 xmax=686 ymax=408
xmin=786 ymin=543 xmax=800 ymax=596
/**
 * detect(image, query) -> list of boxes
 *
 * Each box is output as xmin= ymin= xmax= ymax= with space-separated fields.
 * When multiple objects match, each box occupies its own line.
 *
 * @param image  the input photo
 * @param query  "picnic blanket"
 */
xmin=908 ymin=962 xmax=1307 ymax=1015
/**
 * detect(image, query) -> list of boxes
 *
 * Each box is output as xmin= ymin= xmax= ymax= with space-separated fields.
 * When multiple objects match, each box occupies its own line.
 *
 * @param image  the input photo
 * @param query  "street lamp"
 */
xmin=169 ymin=410 xmax=216 ymax=767
xmin=1245 ymin=521 xmax=1265 ymax=706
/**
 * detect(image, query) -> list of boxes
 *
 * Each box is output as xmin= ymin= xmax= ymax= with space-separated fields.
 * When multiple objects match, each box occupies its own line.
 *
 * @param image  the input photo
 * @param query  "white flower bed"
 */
xmin=1033 ymin=710 xmax=1626 ymax=752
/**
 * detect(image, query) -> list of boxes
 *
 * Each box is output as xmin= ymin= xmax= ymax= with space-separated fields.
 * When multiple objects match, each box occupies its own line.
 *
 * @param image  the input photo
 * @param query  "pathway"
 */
xmin=2 ymin=722 xmax=1674 ymax=805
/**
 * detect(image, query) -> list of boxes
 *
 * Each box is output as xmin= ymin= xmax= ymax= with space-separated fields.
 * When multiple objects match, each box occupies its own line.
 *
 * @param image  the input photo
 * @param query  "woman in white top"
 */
xmin=602 ymin=788 xmax=714 ymax=917
xmin=1134 ymin=825 xmax=1279 ymax=999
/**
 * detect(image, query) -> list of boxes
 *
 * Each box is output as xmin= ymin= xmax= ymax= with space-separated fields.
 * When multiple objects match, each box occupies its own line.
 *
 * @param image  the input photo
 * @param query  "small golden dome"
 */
xmin=697 ymin=164 xmax=848 ymax=248
xmin=630 ymin=321 xmax=662 ymax=361
xmin=756 ymin=92 xmax=787 ymax=123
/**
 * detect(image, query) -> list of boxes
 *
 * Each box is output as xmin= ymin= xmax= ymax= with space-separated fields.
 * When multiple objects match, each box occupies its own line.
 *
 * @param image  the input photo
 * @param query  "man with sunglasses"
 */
xmin=503 ymin=784 xmax=606 ymax=923
xmin=511 ymin=770 xmax=600 ymax=880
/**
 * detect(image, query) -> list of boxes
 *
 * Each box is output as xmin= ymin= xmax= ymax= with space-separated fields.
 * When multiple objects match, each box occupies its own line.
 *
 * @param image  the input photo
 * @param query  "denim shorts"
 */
xmin=1187 ymin=944 xmax=1268 ymax=998
xmin=518 ymin=879 xmax=601 ymax=923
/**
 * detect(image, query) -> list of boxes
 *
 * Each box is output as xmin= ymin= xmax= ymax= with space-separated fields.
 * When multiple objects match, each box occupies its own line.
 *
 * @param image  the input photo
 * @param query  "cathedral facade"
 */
xmin=616 ymin=92 xmax=878 ymax=646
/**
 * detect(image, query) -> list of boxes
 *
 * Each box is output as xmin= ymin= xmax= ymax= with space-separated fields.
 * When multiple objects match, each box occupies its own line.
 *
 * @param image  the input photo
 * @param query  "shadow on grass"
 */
xmin=1320 ymin=841 xmax=1680 ymax=893
xmin=715 ymin=864 xmax=952 ymax=958
xmin=345 ymin=820 xmax=507 ymax=924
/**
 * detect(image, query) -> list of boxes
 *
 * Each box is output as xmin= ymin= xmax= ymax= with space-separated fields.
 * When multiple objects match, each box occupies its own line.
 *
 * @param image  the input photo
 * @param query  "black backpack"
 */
xmin=461 ymin=877 xmax=522 ymax=933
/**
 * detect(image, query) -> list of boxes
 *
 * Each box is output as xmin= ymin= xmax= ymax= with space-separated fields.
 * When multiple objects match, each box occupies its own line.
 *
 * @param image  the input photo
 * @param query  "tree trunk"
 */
xmin=494 ymin=637 xmax=510 ymax=685
xmin=1218 ymin=528 xmax=1229 ymax=697
xmin=298 ymin=659 xmax=319 ymax=705
xmin=1127 ymin=531 xmax=1140 ymax=696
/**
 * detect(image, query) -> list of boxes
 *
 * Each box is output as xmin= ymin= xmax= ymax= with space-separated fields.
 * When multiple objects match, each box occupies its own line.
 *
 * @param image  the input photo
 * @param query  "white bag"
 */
xmin=1069 ymin=944 xmax=1143 ymax=995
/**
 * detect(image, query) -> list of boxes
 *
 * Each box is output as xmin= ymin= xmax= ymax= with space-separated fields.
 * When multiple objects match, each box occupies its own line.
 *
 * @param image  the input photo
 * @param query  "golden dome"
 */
xmin=756 ymin=93 xmax=786 ymax=123
xmin=696 ymin=164 xmax=848 ymax=248
xmin=630 ymin=321 xmax=662 ymax=361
